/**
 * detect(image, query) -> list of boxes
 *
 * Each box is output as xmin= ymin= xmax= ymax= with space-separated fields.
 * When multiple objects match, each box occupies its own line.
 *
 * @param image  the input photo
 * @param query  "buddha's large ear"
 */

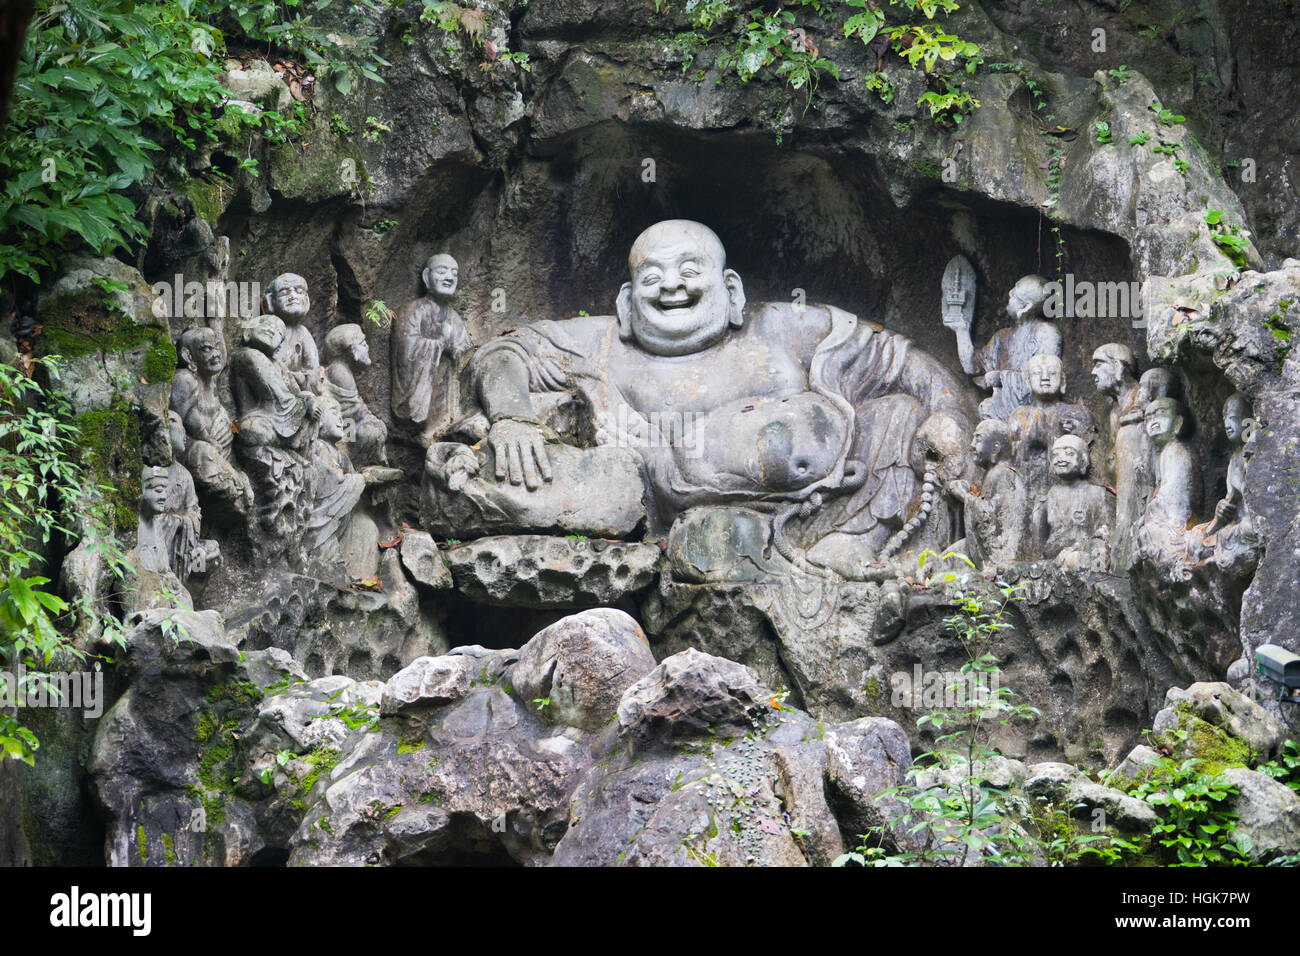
xmin=616 ymin=282 xmax=634 ymax=340
xmin=1058 ymin=370 xmax=1068 ymax=396
xmin=301 ymin=291 xmax=311 ymax=314
xmin=724 ymin=269 xmax=746 ymax=328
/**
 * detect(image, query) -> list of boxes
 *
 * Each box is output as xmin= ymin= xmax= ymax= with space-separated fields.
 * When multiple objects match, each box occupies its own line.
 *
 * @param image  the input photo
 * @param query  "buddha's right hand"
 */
xmin=488 ymin=418 xmax=553 ymax=490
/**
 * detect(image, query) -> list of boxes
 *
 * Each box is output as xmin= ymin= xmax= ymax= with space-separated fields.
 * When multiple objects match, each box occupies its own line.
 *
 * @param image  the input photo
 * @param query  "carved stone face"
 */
xmin=970 ymin=422 xmax=1007 ymax=468
xmin=141 ymin=469 xmax=171 ymax=516
xmin=1006 ymin=276 xmax=1045 ymax=322
xmin=1137 ymin=368 xmax=1176 ymax=406
xmin=244 ymin=315 xmax=286 ymax=356
xmin=189 ymin=330 xmax=224 ymax=377
xmin=424 ymin=256 xmax=458 ymax=299
xmin=319 ymin=401 xmax=346 ymax=442
xmin=350 ymin=337 xmax=372 ymax=367
xmin=621 ymin=222 xmax=742 ymax=357
xmin=1091 ymin=353 xmax=1121 ymax=393
xmin=1029 ymin=355 xmax=1064 ymax=398
xmin=1223 ymin=396 xmax=1248 ymax=443
xmin=1051 ymin=437 xmax=1087 ymax=478
xmin=269 ymin=274 xmax=309 ymax=320
xmin=1144 ymin=401 xmax=1180 ymax=444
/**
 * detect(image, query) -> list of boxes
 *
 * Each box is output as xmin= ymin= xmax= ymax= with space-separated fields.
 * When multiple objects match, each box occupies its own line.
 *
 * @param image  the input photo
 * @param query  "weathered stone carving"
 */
xmin=1091 ymin=343 xmax=1146 ymax=571
xmin=945 ymin=273 xmax=1061 ymax=421
xmin=137 ymin=445 xmax=218 ymax=587
xmin=1134 ymin=396 xmax=1197 ymax=575
xmin=1188 ymin=393 xmax=1261 ymax=576
xmin=391 ymin=254 xmax=474 ymax=446
xmin=230 ymin=314 xmax=318 ymax=550
xmin=1042 ymin=435 xmax=1111 ymax=572
xmin=264 ymin=273 xmax=320 ymax=393
xmin=324 ymin=323 xmax=388 ymax=466
xmin=171 ymin=321 xmax=252 ymax=516
xmin=456 ymin=220 xmax=973 ymax=575
xmin=303 ymin=390 xmax=367 ymax=573
xmin=947 ymin=418 xmax=1027 ymax=567
xmin=1007 ymin=353 xmax=1095 ymax=543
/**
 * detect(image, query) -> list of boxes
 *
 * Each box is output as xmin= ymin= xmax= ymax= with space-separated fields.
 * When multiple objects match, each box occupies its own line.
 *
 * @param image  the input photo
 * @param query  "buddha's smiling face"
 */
xmin=620 ymin=221 xmax=744 ymax=357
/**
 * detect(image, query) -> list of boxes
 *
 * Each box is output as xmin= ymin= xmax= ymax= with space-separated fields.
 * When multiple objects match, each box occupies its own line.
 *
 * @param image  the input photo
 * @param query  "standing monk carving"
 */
xmin=391 ymin=254 xmax=474 ymax=446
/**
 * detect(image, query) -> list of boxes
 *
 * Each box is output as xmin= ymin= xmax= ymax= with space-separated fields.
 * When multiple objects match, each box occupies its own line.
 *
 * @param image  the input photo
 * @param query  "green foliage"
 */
xmin=917 ymin=79 xmax=979 ymax=125
xmin=1094 ymin=120 xmax=1112 ymax=144
xmin=499 ymin=51 xmax=531 ymax=72
xmin=1256 ymin=740 xmax=1300 ymax=793
xmin=0 ymin=0 xmax=391 ymax=286
xmin=1204 ymin=208 xmax=1251 ymax=268
xmin=655 ymin=0 xmax=979 ymax=123
xmin=1108 ymin=64 xmax=1134 ymax=84
xmin=836 ymin=554 xmax=1041 ymax=867
xmin=1152 ymin=102 xmax=1185 ymax=125
xmin=330 ymin=114 xmax=355 ymax=138
xmin=363 ymin=116 xmax=392 ymax=142
xmin=1 ymin=357 xmax=130 ymax=764
xmin=1129 ymin=131 xmax=1149 ymax=146
xmin=866 ymin=71 xmax=896 ymax=104
xmin=364 ymin=300 xmax=394 ymax=327
xmin=1034 ymin=796 xmax=1139 ymax=866
xmin=1130 ymin=759 xmax=1252 ymax=865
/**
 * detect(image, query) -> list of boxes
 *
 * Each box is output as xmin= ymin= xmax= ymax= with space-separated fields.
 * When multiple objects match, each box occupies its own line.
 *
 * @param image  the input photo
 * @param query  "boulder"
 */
xmin=511 ymin=608 xmax=657 ymax=731
xmin=617 ymin=648 xmax=768 ymax=748
xmin=1220 ymin=767 xmax=1300 ymax=861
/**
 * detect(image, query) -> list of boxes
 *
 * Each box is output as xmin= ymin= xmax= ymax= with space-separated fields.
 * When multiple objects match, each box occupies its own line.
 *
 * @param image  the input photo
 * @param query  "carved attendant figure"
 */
xmin=304 ymin=391 xmax=367 ymax=570
xmin=947 ymin=418 xmax=1027 ymax=567
xmin=1043 ymin=435 xmax=1110 ymax=572
xmin=944 ymin=274 xmax=1061 ymax=421
xmin=264 ymin=273 xmax=320 ymax=393
xmin=324 ymin=324 xmax=388 ymax=466
xmin=1091 ymin=343 xmax=1145 ymax=570
xmin=391 ymin=254 xmax=474 ymax=446
xmin=230 ymin=314 xmax=319 ymax=546
xmin=1007 ymin=353 xmax=1094 ymax=538
xmin=1188 ymin=393 xmax=1261 ymax=576
xmin=1135 ymin=396 xmax=1197 ymax=573
xmin=171 ymin=325 xmax=252 ymax=515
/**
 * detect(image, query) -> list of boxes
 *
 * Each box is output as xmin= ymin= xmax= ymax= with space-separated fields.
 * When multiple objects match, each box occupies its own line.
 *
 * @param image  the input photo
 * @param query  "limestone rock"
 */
xmin=617 ymin=648 xmax=768 ymax=748
xmin=380 ymin=655 xmax=479 ymax=716
xmin=398 ymin=530 xmax=453 ymax=590
xmin=1159 ymin=682 xmax=1289 ymax=760
xmin=258 ymin=676 xmax=383 ymax=750
xmin=511 ymin=608 xmax=657 ymax=731
xmin=444 ymin=535 xmax=660 ymax=608
xmin=1220 ymin=768 xmax=1300 ymax=861
xmin=1104 ymin=744 xmax=1162 ymax=790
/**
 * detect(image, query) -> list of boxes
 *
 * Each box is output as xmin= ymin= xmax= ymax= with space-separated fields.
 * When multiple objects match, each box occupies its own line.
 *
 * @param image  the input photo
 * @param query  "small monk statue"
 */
xmin=323 ymin=323 xmax=388 ymax=466
xmin=947 ymin=418 xmax=1027 ymax=567
xmin=391 ymin=253 xmax=474 ymax=446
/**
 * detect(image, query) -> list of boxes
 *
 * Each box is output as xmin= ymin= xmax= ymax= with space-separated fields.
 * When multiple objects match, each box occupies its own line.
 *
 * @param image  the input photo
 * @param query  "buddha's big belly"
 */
xmin=673 ymin=392 xmax=848 ymax=494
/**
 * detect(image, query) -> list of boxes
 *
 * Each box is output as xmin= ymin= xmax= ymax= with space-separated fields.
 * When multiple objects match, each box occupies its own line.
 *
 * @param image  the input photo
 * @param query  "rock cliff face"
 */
xmin=5 ymin=0 xmax=1300 ymax=865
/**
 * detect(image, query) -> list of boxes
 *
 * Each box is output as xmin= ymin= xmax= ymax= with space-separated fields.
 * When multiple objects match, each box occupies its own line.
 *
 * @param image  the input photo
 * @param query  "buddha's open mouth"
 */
xmin=655 ymin=292 xmax=699 ymax=312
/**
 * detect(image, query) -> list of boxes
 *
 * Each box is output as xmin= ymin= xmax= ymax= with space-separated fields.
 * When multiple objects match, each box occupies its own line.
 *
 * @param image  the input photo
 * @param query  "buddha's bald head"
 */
xmin=628 ymin=220 xmax=727 ymax=273
xmin=617 ymin=220 xmax=745 ymax=357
